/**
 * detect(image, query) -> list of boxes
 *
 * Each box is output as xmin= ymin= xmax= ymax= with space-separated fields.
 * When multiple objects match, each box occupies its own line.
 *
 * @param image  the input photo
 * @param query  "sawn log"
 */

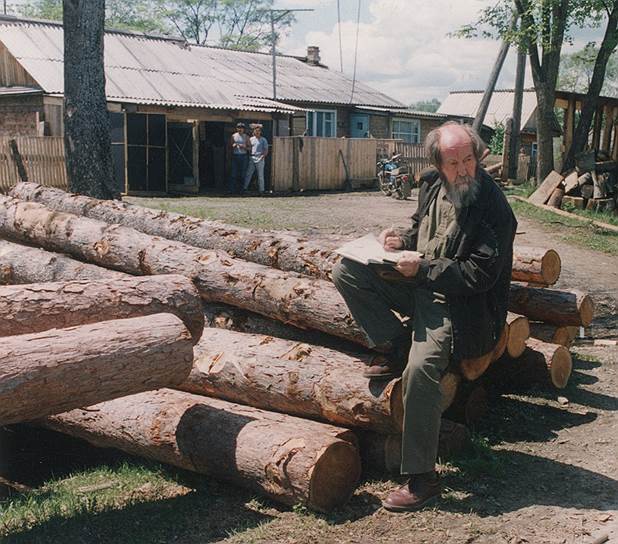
xmin=42 ymin=389 xmax=361 ymax=512
xmin=0 ymin=314 xmax=194 ymax=426
xmin=509 ymin=283 xmax=594 ymax=327
xmin=181 ymin=328 xmax=403 ymax=432
xmin=0 ymin=274 xmax=204 ymax=342
xmin=0 ymin=196 xmax=367 ymax=346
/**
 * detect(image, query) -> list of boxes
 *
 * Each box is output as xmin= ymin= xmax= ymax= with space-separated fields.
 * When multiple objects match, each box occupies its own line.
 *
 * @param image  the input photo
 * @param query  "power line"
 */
xmin=350 ymin=0 xmax=361 ymax=103
xmin=337 ymin=0 xmax=343 ymax=72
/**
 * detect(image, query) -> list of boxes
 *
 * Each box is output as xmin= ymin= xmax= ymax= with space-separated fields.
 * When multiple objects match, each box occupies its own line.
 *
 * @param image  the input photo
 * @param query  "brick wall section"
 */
xmin=419 ymin=118 xmax=443 ymax=142
xmin=0 ymin=96 xmax=44 ymax=137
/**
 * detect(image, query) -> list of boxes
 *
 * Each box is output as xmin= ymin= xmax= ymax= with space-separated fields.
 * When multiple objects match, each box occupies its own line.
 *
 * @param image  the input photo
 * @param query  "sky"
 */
xmin=275 ymin=0 xmax=609 ymax=105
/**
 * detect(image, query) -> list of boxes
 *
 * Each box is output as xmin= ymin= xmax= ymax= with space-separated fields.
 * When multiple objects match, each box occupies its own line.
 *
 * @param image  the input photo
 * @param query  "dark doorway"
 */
xmin=168 ymin=122 xmax=194 ymax=187
xmin=200 ymin=121 xmax=226 ymax=191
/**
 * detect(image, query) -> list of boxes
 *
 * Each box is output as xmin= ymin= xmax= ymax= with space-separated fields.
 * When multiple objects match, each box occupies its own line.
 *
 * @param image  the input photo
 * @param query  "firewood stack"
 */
xmin=0 ymin=182 xmax=594 ymax=509
xmin=529 ymin=150 xmax=617 ymax=214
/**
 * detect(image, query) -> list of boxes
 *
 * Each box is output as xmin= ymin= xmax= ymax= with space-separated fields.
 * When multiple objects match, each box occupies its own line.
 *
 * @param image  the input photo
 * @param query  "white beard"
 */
xmin=444 ymin=174 xmax=481 ymax=209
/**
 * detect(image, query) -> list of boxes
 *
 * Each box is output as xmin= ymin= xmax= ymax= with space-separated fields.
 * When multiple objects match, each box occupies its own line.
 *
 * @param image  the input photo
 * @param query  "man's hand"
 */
xmin=379 ymin=228 xmax=403 ymax=252
xmin=396 ymin=251 xmax=423 ymax=277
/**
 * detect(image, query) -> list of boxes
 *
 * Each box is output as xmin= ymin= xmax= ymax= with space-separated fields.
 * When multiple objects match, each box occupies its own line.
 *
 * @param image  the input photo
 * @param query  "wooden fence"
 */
xmin=0 ymin=137 xmax=68 ymax=194
xmin=271 ymin=137 xmax=378 ymax=192
xmin=376 ymin=139 xmax=432 ymax=175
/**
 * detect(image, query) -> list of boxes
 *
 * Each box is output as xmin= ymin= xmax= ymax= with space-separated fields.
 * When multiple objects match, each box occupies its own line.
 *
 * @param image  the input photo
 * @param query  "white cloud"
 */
xmin=281 ymin=0 xmax=536 ymax=104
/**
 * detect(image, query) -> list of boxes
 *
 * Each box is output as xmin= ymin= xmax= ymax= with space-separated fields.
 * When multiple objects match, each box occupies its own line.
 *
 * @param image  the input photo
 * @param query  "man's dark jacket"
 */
xmin=401 ymin=169 xmax=517 ymax=360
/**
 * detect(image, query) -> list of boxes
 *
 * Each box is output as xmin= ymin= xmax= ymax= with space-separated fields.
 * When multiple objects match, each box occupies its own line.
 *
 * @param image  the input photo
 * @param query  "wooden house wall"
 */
xmin=0 ymin=42 xmax=38 ymax=87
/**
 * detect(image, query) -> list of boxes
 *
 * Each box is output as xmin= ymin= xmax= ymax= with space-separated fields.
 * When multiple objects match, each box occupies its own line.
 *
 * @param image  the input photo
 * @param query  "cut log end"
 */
xmin=579 ymin=295 xmax=594 ymax=328
xmin=540 ymin=250 xmax=561 ymax=285
xmin=506 ymin=313 xmax=530 ymax=358
xmin=440 ymin=372 xmax=460 ymax=411
xmin=549 ymin=346 xmax=573 ymax=389
xmin=309 ymin=440 xmax=361 ymax=512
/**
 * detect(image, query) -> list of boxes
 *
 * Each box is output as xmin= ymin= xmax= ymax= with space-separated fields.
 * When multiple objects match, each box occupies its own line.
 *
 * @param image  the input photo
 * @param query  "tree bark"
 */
xmin=359 ymin=419 xmax=470 ymax=474
xmin=506 ymin=312 xmax=530 ymax=358
xmin=10 ymin=183 xmax=563 ymax=285
xmin=563 ymin=3 xmax=618 ymax=171
xmin=0 ymin=239 xmax=127 ymax=285
xmin=509 ymin=283 xmax=594 ymax=327
xmin=0 ymin=275 xmax=204 ymax=343
xmin=181 ymin=328 xmax=403 ymax=433
xmin=42 ymin=389 xmax=361 ymax=512
xmin=10 ymin=182 xmax=339 ymax=281
xmin=511 ymin=246 xmax=561 ymax=285
xmin=63 ymin=0 xmax=118 ymax=199
xmin=0 ymin=196 xmax=367 ymax=346
xmin=529 ymin=322 xmax=578 ymax=347
xmin=0 ymin=314 xmax=194 ymax=426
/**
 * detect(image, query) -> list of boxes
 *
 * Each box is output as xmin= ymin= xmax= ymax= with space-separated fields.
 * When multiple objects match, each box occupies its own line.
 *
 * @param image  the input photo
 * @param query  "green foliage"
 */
xmin=559 ymin=42 xmax=618 ymax=97
xmin=409 ymin=98 xmax=441 ymax=113
xmin=16 ymin=0 xmax=293 ymax=51
xmin=488 ymin=122 xmax=505 ymax=155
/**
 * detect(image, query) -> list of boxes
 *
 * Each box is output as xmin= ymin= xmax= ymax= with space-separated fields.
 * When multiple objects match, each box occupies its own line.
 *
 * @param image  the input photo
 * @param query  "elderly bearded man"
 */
xmin=333 ymin=122 xmax=516 ymax=512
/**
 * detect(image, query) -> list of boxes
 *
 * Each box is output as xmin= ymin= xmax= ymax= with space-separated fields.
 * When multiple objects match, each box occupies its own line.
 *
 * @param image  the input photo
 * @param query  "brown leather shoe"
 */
xmin=382 ymin=472 xmax=441 ymax=512
xmin=364 ymin=333 xmax=411 ymax=380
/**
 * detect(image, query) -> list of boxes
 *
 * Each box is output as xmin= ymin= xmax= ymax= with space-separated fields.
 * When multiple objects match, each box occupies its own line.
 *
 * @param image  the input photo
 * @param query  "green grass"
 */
xmin=509 ymin=199 xmax=618 ymax=256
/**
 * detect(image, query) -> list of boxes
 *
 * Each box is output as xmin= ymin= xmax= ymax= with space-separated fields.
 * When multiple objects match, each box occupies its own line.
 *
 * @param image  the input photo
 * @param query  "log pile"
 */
xmin=528 ymin=152 xmax=618 ymax=216
xmin=0 ymin=186 xmax=594 ymax=512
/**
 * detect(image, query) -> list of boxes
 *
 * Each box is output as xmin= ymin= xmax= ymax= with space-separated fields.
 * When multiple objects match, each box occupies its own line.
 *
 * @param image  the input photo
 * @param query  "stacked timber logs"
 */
xmin=0 ymin=186 xmax=595 ymax=511
xmin=527 ymin=153 xmax=618 ymax=215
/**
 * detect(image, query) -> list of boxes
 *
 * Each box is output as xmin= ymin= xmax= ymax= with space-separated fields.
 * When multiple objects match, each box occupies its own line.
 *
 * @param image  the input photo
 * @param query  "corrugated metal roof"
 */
xmin=356 ymin=106 xmax=449 ymax=119
xmin=0 ymin=16 xmax=404 ymax=110
xmin=0 ymin=85 xmax=43 ymax=96
xmin=437 ymin=89 xmax=538 ymax=129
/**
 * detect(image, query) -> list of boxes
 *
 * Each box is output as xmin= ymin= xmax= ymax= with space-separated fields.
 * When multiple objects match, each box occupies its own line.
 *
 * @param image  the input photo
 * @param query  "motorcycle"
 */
xmin=377 ymin=153 xmax=411 ymax=200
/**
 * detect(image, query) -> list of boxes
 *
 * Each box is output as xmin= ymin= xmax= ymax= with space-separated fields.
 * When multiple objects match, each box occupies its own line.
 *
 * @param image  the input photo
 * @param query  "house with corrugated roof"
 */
xmin=0 ymin=14 xmax=452 ymax=194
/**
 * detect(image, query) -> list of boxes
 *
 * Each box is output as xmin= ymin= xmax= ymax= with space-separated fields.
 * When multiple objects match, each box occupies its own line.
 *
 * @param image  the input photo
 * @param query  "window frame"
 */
xmin=392 ymin=117 xmax=421 ymax=144
xmin=306 ymin=109 xmax=337 ymax=137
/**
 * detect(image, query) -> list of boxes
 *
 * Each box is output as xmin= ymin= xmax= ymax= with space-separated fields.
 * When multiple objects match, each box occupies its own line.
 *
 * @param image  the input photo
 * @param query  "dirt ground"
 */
xmin=1 ymin=190 xmax=616 ymax=543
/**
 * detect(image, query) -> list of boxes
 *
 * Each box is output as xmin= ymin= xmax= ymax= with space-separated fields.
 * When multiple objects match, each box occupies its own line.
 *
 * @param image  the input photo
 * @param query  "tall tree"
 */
xmin=460 ymin=0 xmax=597 ymax=182
xmin=559 ymin=42 xmax=618 ymax=97
xmin=63 ymin=0 xmax=118 ymax=199
xmin=563 ymin=2 xmax=618 ymax=170
xmin=409 ymin=98 xmax=441 ymax=113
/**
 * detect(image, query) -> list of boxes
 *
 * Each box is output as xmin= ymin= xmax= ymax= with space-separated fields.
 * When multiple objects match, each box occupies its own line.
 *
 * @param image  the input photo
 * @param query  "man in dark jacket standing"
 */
xmin=333 ymin=122 xmax=516 ymax=512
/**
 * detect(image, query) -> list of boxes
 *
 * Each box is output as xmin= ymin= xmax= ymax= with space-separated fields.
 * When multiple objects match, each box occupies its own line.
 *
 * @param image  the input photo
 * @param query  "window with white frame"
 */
xmin=392 ymin=118 xmax=420 ymax=143
xmin=306 ymin=110 xmax=337 ymax=137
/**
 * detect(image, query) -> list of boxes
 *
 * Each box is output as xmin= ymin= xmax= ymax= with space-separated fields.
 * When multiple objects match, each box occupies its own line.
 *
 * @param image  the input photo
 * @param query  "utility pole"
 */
xmin=258 ymin=8 xmax=314 ymax=103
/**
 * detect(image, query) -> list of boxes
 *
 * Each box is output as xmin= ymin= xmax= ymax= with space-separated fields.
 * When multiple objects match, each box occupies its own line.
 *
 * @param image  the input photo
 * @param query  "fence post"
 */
xmin=8 ymin=139 xmax=28 ymax=182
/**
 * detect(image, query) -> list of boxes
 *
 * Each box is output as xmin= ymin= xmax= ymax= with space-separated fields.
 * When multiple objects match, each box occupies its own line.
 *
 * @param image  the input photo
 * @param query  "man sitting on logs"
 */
xmin=333 ymin=122 xmax=517 ymax=512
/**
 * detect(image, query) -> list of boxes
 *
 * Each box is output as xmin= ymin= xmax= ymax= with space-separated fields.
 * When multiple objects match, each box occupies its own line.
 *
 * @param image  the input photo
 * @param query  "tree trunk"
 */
xmin=529 ymin=322 xmax=578 ymax=347
xmin=523 ymin=338 xmax=572 ymax=388
xmin=359 ymin=419 xmax=470 ymax=474
xmin=534 ymin=89 xmax=558 ymax=183
xmin=42 ymin=389 xmax=361 ymax=512
xmin=0 ymin=239 xmax=127 ymax=285
xmin=10 ymin=182 xmax=339 ymax=281
xmin=0 ymin=196 xmax=367 ymax=346
xmin=10 ymin=182 xmax=563 ymax=285
xmin=181 ymin=328 xmax=403 ymax=433
xmin=0 ymin=314 xmax=194 ymax=426
xmin=511 ymin=246 xmax=561 ymax=285
xmin=509 ymin=283 xmax=594 ymax=327
xmin=0 ymin=275 xmax=204 ymax=343
xmin=506 ymin=312 xmax=530 ymax=358
xmin=563 ymin=4 xmax=618 ymax=171
xmin=63 ymin=0 xmax=118 ymax=199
